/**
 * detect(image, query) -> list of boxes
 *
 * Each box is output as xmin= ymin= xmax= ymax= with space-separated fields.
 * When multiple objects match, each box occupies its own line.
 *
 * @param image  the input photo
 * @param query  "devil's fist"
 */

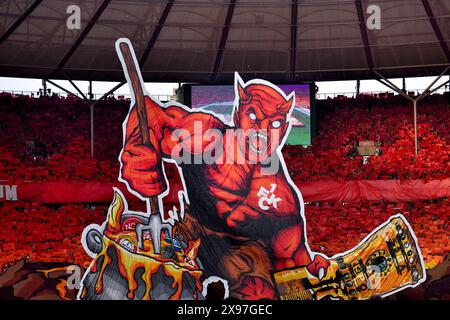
xmin=306 ymin=254 xmax=330 ymax=280
xmin=121 ymin=104 xmax=167 ymax=197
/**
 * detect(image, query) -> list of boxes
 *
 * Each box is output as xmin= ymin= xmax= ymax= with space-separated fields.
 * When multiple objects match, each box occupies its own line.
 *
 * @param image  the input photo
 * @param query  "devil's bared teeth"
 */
xmin=251 ymin=132 xmax=268 ymax=141
xmin=248 ymin=143 xmax=263 ymax=154
xmin=247 ymin=132 xmax=268 ymax=154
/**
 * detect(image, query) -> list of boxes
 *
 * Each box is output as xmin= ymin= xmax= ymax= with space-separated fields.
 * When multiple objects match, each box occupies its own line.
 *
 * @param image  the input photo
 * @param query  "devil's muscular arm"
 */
xmin=121 ymin=97 xmax=225 ymax=197
xmin=214 ymin=167 xmax=328 ymax=276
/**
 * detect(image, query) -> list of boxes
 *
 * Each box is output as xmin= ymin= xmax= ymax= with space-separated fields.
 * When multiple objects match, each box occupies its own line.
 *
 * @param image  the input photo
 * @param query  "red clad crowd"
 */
xmin=1 ymin=93 xmax=448 ymax=182
xmin=285 ymin=95 xmax=449 ymax=181
xmin=0 ymin=92 xmax=448 ymax=270
xmin=0 ymin=200 xmax=447 ymax=271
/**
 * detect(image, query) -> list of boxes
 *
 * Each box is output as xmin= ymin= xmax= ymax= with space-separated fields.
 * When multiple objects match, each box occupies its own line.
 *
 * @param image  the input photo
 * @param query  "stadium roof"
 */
xmin=0 ymin=0 xmax=449 ymax=83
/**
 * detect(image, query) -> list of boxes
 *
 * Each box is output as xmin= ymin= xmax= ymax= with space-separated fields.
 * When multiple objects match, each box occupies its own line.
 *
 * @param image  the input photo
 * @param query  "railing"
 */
xmin=0 ymin=90 xmax=175 ymax=102
xmin=317 ymin=87 xmax=448 ymax=100
xmin=2 ymin=88 xmax=447 ymax=102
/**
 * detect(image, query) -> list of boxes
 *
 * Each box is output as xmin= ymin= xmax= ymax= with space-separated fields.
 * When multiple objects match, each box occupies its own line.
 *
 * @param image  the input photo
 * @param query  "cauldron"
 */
xmin=78 ymin=191 xmax=204 ymax=300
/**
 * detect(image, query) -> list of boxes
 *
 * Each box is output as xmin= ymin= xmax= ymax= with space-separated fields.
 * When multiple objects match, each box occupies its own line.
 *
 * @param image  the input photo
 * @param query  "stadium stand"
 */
xmin=1 ymin=93 xmax=448 ymax=182
xmin=286 ymin=94 xmax=449 ymax=181
xmin=0 ymin=92 xmax=448 ymax=272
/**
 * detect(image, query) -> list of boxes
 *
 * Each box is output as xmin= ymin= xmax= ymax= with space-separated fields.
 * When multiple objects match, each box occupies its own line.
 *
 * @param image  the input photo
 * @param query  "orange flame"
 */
xmin=88 ymin=236 xmax=202 ymax=300
xmin=106 ymin=191 xmax=125 ymax=233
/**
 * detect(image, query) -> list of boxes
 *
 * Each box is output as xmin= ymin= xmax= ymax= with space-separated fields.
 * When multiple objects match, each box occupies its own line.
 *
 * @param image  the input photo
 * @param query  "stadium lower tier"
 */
xmin=0 ymin=199 xmax=448 ymax=272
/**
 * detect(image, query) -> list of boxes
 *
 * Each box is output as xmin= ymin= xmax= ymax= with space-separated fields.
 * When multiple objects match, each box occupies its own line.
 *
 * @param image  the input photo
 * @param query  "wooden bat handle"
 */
xmin=118 ymin=42 xmax=151 ymax=146
xmin=118 ymin=41 xmax=161 ymax=213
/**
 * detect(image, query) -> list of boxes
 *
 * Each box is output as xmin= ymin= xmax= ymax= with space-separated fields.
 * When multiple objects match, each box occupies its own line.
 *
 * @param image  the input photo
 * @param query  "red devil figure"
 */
xmin=117 ymin=38 xmax=329 ymax=300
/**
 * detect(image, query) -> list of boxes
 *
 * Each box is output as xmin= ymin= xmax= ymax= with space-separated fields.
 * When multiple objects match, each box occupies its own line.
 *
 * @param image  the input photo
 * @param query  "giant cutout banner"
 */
xmin=78 ymin=39 xmax=426 ymax=300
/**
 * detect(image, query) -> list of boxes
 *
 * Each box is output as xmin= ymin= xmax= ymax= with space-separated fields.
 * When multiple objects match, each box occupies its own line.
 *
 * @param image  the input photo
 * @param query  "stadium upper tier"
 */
xmin=0 ymin=92 xmax=448 ymax=182
xmin=0 ymin=0 xmax=449 ymax=82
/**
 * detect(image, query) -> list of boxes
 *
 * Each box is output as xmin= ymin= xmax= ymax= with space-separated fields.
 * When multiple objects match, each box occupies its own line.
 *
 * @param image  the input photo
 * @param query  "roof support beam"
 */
xmin=211 ymin=0 xmax=236 ymax=82
xmin=416 ymin=66 xmax=449 ymax=101
xmin=139 ymin=0 xmax=175 ymax=68
xmin=373 ymin=70 xmax=413 ymax=101
xmin=0 ymin=0 xmax=43 ymax=45
xmin=45 ymin=79 xmax=77 ymax=96
xmin=425 ymin=78 xmax=450 ymax=96
xmin=63 ymin=72 xmax=88 ymax=100
xmin=52 ymin=0 xmax=111 ymax=76
xmin=355 ymin=0 xmax=374 ymax=70
xmin=92 ymin=80 xmax=127 ymax=107
xmin=374 ymin=67 xmax=449 ymax=155
xmin=421 ymin=0 xmax=450 ymax=62
xmin=290 ymin=0 xmax=298 ymax=82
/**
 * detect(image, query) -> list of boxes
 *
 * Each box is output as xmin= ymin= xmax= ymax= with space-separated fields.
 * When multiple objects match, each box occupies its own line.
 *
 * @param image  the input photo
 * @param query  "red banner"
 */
xmin=297 ymin=179 xmax=450 ymax=203
xmin=1 ymin=179 xmax=449 ymax=204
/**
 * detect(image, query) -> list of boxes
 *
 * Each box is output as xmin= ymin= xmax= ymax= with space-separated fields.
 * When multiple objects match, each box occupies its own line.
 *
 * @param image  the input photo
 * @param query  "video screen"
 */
xmin=191 ymin=84 xmax=312 ymax=145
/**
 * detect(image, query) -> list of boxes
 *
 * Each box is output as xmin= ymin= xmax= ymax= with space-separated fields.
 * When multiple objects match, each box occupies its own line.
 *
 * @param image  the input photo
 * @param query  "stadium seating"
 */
xmin=305 ymin=199 xmax=449 ymax=269
xmin=0 ymin=199 xmax=447 ymax=271
xmin=0 ymin=92 xmax=448 ymax=270
xmin=285 ymin=94 xmax=449 ymax=181
xmin=1 ymin=93 xmax=448 ymax=183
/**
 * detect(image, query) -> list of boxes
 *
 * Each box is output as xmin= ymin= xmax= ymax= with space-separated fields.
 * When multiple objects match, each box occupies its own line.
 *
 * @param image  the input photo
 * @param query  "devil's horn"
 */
xmin=236 ymin=74 xmax=251 ymax=105
xmin=278 ymin=95 xmax=295 ymax=114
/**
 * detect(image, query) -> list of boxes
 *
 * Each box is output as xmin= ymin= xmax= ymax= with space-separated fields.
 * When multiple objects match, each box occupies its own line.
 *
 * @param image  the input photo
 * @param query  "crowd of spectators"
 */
xmin=0 ymin=93 xmax=448 ymax=183
xmin=285 ymin=94 xmax=449 ymax=181
xmin=306 ymin=199 xmax=448 ymax=269
xmin=0 ymin=199 xmax=447 ymax=271
xmin=0 ymin=92 xmax=448 ymax=270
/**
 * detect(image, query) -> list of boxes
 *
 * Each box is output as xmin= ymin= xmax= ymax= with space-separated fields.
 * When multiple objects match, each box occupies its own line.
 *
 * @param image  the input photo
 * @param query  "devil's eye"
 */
xmin=272 ymin=120 xmax=281 ymax=128
xmin=249 ymin=113 xmax=256 ymax=120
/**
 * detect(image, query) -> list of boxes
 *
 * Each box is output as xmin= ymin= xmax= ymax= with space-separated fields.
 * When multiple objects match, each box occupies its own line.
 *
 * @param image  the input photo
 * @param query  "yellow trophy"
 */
xmin=272 ymin=214 xmax=426 ymax=300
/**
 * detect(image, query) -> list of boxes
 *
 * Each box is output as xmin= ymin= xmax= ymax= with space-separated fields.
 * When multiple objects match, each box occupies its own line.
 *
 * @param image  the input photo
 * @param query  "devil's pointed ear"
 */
xmin=278 ymin=92 xmax=295 ymax=115
xmin=107 ymin=189 xmax=125 ymax=232
xmin=235 ymin=72 xmax=250 ymax=104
